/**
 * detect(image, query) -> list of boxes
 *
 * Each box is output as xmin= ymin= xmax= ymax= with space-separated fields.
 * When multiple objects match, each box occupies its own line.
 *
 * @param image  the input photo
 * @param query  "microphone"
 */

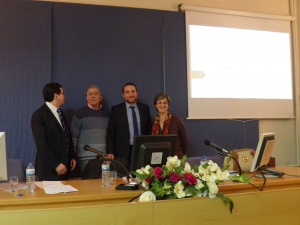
xmin=204 ymin=139 xmax=242 ymax=175
xmin=204 ymin=139 xmax=229 ymax=154
xmin=83 ymin=145 xmax=105 ymax=157
xmin=83 ymin=145 xmax=139 ymax=190
xmin=106 ymin=158 xmax=140 ymax=191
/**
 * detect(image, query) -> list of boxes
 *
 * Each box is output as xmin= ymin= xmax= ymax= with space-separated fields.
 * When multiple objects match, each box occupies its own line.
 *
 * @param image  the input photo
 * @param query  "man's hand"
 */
xmin=70 ymin=159 xmax=76 ymax=171
xmin=106 ymin=154 xmax=114 ymax=160
xmin=56 ymin=163 xmax=67 ymax=175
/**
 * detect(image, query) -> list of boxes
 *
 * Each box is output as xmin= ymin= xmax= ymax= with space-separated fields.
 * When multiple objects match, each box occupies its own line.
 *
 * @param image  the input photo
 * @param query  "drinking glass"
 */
xmin=9 ymin=176 xmax=18 ymax=192
xmin=110 ymin=171 xmax=117 ymax=185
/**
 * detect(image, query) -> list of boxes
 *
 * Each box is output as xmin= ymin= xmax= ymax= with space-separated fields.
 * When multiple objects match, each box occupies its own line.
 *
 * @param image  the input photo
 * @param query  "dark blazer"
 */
xmin=31 ymin=103 xmax=75 ymax=181
xmin=106 ymin=102 xmax=152 ymax=159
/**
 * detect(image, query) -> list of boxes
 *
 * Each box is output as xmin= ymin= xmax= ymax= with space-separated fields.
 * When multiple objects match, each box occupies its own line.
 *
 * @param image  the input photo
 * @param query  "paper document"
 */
xmin=37 ymin=181 xmax=78 ymax=194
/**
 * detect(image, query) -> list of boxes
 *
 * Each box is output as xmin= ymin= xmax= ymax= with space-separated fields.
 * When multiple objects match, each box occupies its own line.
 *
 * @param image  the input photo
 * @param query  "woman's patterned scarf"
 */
xmin=152 ymin=112 xmax=172 ymax=135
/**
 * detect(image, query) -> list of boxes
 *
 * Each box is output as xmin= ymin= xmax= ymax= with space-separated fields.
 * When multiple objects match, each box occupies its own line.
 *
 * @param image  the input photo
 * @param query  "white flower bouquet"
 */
xmin=131 ymin=155 xmax=249 ymax=213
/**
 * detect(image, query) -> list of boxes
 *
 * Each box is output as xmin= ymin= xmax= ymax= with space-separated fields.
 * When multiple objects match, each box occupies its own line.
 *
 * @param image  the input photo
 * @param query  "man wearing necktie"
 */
xmin=106 ymin=82 xmax=152 ymax=167
xmin=31 ymin=83 xmax=76 ymax=181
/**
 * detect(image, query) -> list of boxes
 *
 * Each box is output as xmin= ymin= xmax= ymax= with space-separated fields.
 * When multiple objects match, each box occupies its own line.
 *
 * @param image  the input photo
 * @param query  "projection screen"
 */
xmin=184 ymin=7 xmax=294 ymax=119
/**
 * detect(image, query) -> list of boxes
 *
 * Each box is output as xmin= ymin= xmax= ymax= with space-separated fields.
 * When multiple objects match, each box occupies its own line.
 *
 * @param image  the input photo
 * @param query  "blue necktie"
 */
xmin=57 ymin=109 xmax=69 ymax=145
xmin=130 ymin=106 xmax=138 ymax=136
xmin=57 ymin=109 xmax=65 ymax=131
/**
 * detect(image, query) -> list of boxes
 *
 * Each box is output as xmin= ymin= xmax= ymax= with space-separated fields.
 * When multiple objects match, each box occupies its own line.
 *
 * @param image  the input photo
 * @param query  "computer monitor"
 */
xmin=130 ymin=134 xmax=177 ymax=172
xmin=250 ymin=132 xmax=284 ymax=177
xmin=0 ymin=132 xmax=8 ymax=181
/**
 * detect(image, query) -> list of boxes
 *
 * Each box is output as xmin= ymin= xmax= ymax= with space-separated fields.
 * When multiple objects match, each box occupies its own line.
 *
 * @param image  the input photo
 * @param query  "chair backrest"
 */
xmin=187 ymin=156 xmax=223 ymax=168
xmin=223 ymin=149 xmax=255 ymax=172
xmin=7 ymin=159 xmax=25 ymax=182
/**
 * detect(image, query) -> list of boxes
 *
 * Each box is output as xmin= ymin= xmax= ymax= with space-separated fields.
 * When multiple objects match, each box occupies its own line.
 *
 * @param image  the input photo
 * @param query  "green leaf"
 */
xmin=222 ymin=156 xmax=232 ymax=171
xmin=162 ymin=165 xmax=168 ymax=169
xmin=186 ymin=185 xmax=197 ymax=196
xmin=228 ymin=198 xmax=234 ymax=214
xmin=174 ymin=167 xmax=183 ymax=175
xmin=200 ymin=186 xmax=208 ymax=194
xmin=231 ymin=174 xmax=251 ymax=183
xmin=194 ymin=165 xmax=199 ymax=172
xmin=201 ymin=163 xmax=208 ymax=169
xmin=130 ymin=171 xmax=150 ymax=180
xmin=165 ymin=192 xmax=177 ymax=199
xmin=217 ymin=192 xmax=234 ymax=214
xmin=151 ymin=182 xmax=168 ymax=197
xmin=181 ymin=155 xmax=187 ymax=165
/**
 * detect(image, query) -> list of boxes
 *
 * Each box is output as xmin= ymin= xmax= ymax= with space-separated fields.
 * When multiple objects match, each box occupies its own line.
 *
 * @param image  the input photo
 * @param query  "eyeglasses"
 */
xmin=156 ymin=102 xmax=168 ymax=105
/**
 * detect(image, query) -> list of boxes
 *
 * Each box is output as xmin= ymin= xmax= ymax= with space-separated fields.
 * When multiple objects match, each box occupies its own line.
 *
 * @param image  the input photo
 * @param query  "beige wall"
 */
xmin=36 ymin=0 xmax=299 ymax=166
xmin=37 ymin=0 xmax=290 ymax=14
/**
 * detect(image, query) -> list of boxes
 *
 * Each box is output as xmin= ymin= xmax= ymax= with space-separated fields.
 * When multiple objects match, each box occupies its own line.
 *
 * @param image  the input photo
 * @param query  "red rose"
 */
xmin=185 ymin=173 xmax=197 ymax=185
xmin=169 ymin=172 xmax=181 ymax=182
xmin=153 ymin=167 xmax=165 ymax=179
xmin=145 ymin=177 xmax=152 ymax=183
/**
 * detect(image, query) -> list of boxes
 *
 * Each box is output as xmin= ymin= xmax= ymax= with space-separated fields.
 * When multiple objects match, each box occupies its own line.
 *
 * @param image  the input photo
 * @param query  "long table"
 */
xmin=0 ymin=166 xmax=300 ymax=225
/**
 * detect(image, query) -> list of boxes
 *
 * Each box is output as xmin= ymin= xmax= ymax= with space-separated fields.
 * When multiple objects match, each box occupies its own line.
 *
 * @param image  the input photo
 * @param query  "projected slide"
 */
xmin=185 ymin=9 xmax=294 ymax=119
xmin=189 ymin=25 xmax=292 ymax=100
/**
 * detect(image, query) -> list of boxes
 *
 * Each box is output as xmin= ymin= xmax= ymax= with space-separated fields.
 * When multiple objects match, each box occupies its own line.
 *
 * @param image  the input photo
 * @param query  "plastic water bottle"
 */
xmin=102 ymin=161 xmax=110 ymax=186
xmin=26 ymin=163 xmax=35 ymax=192
xmin=200 ymin=156 xmax=208 ymax=166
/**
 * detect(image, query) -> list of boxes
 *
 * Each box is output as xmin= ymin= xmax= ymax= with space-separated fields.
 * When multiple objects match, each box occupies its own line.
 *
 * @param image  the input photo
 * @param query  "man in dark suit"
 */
xmin=31 ymin=83 xmax=76 ymax=181
xmin=106 ymin=82 xmax=152 ymax=167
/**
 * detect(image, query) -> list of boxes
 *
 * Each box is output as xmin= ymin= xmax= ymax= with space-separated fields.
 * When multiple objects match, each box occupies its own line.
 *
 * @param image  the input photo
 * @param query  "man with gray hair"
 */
xmin=71 ymin=85 xmax=110 ymax=178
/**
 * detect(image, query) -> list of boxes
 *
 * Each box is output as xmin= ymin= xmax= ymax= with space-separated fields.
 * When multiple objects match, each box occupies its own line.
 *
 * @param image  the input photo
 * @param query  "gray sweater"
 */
xmin=71 ymin=105 xmax=110 ymax=160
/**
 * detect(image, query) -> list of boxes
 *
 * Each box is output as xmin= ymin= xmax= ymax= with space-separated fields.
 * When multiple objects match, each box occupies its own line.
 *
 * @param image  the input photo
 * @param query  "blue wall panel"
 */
xmin=51 ymin=4 xmax=164 ymax=121
xmin=0 ymin=1 xmax=51 ymax=169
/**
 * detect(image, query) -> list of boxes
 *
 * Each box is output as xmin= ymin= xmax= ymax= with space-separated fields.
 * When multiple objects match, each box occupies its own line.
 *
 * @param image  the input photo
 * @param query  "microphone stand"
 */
xmin=105 ymin=158 xmax=139 ymax=184
xmin=215 ymin=150 xmax=242 ymax=176
xmin=84 ymin=146 xmax=140 ymax=190
xmin=101 ymin=156 xmax=140 ymax=190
